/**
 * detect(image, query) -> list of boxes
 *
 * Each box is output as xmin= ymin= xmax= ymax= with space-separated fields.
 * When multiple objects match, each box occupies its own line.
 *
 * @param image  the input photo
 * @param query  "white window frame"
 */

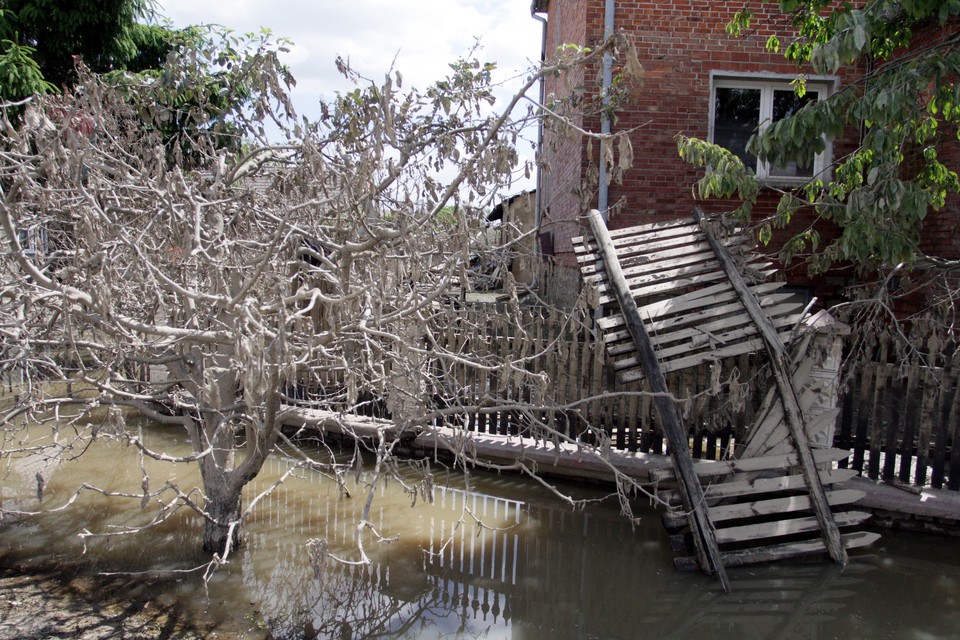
xmin=708 ymin=73 xmax=836 ymax=184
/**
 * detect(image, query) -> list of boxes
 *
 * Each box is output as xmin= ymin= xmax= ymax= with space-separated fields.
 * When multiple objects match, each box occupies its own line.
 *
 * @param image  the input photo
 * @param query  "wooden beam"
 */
xmin=694 ymin=207 xmax=849 ymax=566
xmin=587 ymin=208 xmax=731 ymax=592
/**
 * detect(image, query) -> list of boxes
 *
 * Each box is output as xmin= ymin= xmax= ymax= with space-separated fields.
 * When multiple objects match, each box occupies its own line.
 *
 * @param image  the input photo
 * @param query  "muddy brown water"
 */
xmin=0 ymin=421 xmax=959 ymax=639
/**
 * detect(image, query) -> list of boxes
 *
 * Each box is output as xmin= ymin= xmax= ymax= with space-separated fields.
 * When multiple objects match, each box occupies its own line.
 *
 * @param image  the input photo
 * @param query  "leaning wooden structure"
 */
xmin=571 ymin=209 xmax=878 ymax=592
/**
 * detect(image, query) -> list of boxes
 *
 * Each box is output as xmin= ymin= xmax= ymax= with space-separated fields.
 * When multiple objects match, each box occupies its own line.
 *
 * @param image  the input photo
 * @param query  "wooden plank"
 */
xmin=885 ymin=371 xmax=908 ymax=483
xmin=751 ymin=407 xmax=842 ymax=459
xmin=665 ymin=483 xmax=865 ymax=531
xmin=573 ymin=224 xmax=706 ymax=260
xmin=599 ymin=281 xmax=786 ymax=331
xmin=708 ymin=489 xmax=865 ymax=524
xmin=674 ymin=531 xmax=881 ymax=571
xmin=581 ymin=245 xmax=717 ymax=279
xmin=605 ymin=298 xmax=800 ymax=354
xmin=572 ymin=217 xmax=700 ymax=248
xmin=931 ymin=365 xmax=953 ymax=489
xmin=659 ymin=469 xmax=859 ymax=506
xmin=603 ymin=294 xmax=794 ymax=342
xmin=597 ymin=269 xmax=733 ymax=306
xmin=851 ymin=361 xmax=875 ymax=474
xmin=591 ymin=254 xmax=721 ymax=290
xmin=617 ymin=329 xmax=800 ymax=383
xmin=585 ymin=248 xmax=719 ymax=281
xmin=915 ymin=364 xmax=939 ymax=487
xmin=713 ymin=510 xmax=871 ymax=545
xmin=694 ymin=207 xmax=847 ymax=566
xmin=740 ymin=357 xmax=817 ymax=457
xmin=651 ymin=447 xmax=851 ymax=481
xmin=607 ymin=305 xmax=804 ymax=358
xmin=867 ymin=337 xmax=891 ymax=479
xmin=586 ymin=208 xmax=730 ymax=592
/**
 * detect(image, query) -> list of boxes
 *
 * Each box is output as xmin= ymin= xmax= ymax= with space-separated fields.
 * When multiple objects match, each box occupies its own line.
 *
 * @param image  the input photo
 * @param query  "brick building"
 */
xmin=528 ymin=1 xmax=959 ymax=308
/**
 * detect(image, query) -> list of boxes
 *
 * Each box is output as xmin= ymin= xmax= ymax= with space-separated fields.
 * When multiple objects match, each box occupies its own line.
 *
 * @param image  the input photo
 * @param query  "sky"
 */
xmin=155 ymin=0 xmax=545 ymax=194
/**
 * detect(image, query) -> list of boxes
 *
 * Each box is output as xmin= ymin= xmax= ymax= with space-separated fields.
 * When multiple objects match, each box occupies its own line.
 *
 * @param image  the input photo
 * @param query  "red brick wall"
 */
xmin=538 ymin=0 xmax=862 ymax=279
xmin=539 ymin=0 xmax=590 ymax=265
xmin=538 ymin=0 xmax=960 ymax=309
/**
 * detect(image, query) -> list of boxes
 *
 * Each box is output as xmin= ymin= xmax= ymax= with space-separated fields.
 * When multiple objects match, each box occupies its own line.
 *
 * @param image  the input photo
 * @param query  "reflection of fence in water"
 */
xmin=426 ymin=485 xmax=523 ymax=585
xmin=247 ymin=456 xmax=868 ymax=638
xmin=245 ymin=456 xmax=526 ymax=633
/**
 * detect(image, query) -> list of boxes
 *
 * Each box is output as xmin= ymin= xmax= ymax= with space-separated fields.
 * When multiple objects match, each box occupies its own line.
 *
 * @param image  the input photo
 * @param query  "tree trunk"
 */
xmin=202 ymin=481 xmax=243 ymax=555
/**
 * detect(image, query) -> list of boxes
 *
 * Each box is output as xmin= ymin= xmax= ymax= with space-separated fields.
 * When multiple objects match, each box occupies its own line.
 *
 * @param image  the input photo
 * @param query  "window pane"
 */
xmin=713 ymin=87 xmax=760 ymax=172
xmin=768 ymin=89 xmax=818 ymax=178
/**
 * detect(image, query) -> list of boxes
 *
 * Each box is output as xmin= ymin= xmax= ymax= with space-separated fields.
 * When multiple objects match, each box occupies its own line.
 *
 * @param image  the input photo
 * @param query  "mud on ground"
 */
xmin=0 ymin=564 xmax=246 ymax=639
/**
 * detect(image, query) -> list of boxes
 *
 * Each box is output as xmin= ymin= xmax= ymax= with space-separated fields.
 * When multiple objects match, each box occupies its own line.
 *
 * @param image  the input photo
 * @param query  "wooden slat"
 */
xmin=743 ymin=404 xmax=839 ymax=460
xmin=589 ymin=253 xmax=720 ymax=290
xmin=584 ymin=248 xmax=719 ymax=281
xmin=572 ymin=219 xmax=702 ymax=251
xmin=617 ymin=328 xmax=799 ymax=383
xmin=598 ymin=281 xmax=786 ymax=331
xmin=614 ymin=314 xmax=802 ymax=368
xmin=674 ymin=531 xmax=881 ymax=571
xmin=650 ymin=447 xmax=851 ymax=482
xmin=597 ymin=269 xmax=731 ymax=306
xmin=915 ymin=364 xmax=938 ymax=486
xmin=597 ymin=268 xmax=778 ymax=306
xmin=606 ymin=302 xmax=804 ymax=356
xmin=662 ymin=486 xmax=863 ymax=530
xmin=947 ymin=376 xmax=960 ymax=491
xmin=713 ymin=511 xmax=871 ymax=545
xmin=605 ymin=295 xmax=798 ymax=349
xmin=739 ymin=357 xmax=818 ymax=457
xmin=708 ymin=489 xmax=865 ymax=524
xmin=658 ymin=468 xmax=858 ymax=506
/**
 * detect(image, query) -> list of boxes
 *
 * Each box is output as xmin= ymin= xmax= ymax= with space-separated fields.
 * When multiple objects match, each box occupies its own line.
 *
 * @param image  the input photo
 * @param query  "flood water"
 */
xmin=1 ymin=421 xmax=959 ymax=640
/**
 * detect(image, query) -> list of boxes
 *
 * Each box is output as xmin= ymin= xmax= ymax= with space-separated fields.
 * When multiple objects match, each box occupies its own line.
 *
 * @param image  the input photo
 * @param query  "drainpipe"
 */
xmin=597 ymin=0 xmax=615 ymax=222
xmin=530 ymin=1 xmax=547 ymax=251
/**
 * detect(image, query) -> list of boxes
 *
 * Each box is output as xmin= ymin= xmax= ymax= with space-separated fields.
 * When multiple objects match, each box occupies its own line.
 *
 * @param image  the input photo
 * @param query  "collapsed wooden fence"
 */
xmin=296 ymin=302 xmax=959 ymax=495
xmin=433 ymin=309 xmax=959 ymax=496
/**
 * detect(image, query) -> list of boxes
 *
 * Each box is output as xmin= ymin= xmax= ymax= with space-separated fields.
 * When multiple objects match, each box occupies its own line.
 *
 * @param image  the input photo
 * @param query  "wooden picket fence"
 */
xmin=429 ymin=307 xmax=960 ymax=494
xmin=426 ymin=305 xmax=770 ymax=459
xmin=835 ymin=324 xmax=960 ymax=491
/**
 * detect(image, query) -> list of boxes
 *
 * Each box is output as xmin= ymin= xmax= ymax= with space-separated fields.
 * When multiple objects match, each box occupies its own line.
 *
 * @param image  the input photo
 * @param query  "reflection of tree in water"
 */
xmin=238 ymin=532 xmax=501 ymax=639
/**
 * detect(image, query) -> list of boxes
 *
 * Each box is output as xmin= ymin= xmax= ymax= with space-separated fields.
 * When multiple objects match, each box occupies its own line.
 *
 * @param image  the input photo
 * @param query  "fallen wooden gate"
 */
xmin=572 ymin=209 xmax=878 ymax=591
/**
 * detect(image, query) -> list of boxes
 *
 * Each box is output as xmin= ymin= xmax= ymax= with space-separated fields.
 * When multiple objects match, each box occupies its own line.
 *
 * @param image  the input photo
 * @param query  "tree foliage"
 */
xmin=1 ymin=0 xmax=158 ymax=89
xmin=682 ymin=0 xmax=960 ymax=273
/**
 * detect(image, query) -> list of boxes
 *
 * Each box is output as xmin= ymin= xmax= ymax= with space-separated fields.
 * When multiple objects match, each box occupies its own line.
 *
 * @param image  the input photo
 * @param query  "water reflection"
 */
xmin=1 ymin=423 xmax=959 ymax=639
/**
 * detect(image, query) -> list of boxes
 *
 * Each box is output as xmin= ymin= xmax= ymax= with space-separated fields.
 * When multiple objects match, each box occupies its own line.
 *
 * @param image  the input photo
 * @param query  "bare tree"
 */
xmin=0 ymin=29 xmax=643 ymax=561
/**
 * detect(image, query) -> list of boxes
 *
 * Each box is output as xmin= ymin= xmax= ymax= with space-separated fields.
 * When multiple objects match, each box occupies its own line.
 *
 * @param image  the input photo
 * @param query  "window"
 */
xmin=710 ymin=76 xmax=832 ymax=182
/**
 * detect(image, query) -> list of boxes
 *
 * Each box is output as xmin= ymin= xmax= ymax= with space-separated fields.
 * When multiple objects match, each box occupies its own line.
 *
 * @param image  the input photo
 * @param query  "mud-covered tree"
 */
xmin=678 ymin=0 xmax=960 ymax=274
xmin=0 ymin=29 xmax=641 ymax=560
